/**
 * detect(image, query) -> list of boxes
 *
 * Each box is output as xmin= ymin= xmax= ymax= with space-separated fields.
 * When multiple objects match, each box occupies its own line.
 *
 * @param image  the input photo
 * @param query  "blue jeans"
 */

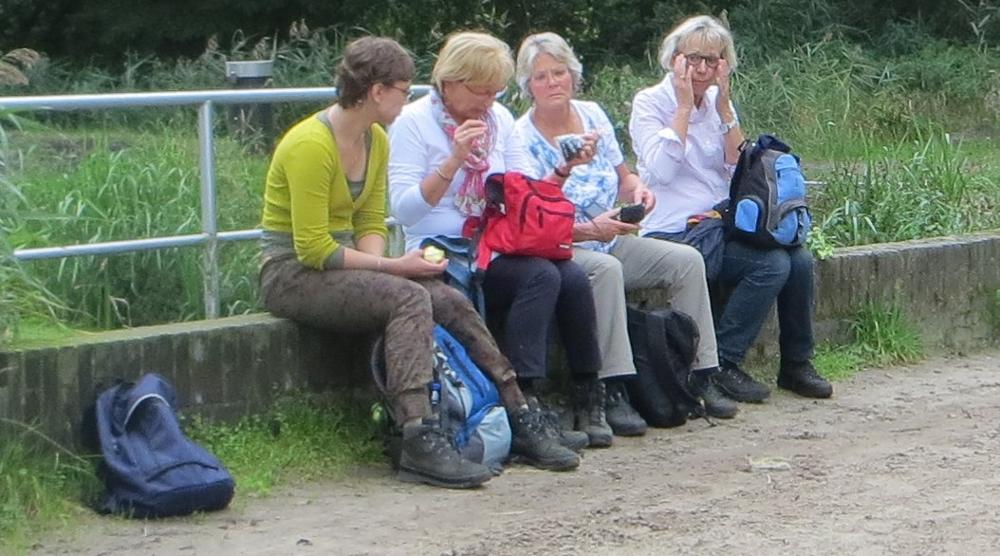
xmin=716 ymin=241 xmax=815 ymax=365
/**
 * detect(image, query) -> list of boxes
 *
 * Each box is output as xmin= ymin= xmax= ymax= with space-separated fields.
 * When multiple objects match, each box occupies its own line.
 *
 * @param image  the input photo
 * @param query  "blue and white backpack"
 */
xmin=724 ymin=134 xmax=812 ymax=248
xmin=90 ymin=373 xmax=235 ymax=518
xmin=371 ymin=325 xmax=511 ymax=470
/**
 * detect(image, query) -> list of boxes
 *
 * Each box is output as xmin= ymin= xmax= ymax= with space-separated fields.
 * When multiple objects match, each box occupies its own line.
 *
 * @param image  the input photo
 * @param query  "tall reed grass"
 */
xmin=2 ymin=30 xmax=999 ymax=333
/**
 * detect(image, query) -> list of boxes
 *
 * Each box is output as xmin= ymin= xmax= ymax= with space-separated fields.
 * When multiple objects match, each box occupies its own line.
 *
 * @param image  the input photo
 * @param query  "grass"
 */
xmin=185 ymin=393 xmax=383 ymax=497
xmin=0 ymin=422 xmax=102 ymax=553
xmin=0 ymin=393 xmax=382 ymax=553
xmin=1 ymin=34 xmax=998 ymax=332
xmin=811 ymin=302 xmax=925 ymax=382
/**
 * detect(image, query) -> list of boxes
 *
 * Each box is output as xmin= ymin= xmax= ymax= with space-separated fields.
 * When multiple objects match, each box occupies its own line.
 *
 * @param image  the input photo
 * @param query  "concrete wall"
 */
xmin=2 ymin=233 xmax=998 ymax=445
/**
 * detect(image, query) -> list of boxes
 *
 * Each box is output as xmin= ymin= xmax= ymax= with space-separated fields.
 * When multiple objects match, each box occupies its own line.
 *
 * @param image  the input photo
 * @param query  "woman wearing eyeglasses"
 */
xmin=629 ymin=15 xmax=832 ymax=405
xmin=260 ymin=37 xmax=576 ymax=489
xmin=510 ymin=31 xmax=735 ymax=424
xmin=389 ymin=31 xmax=612 ymax=452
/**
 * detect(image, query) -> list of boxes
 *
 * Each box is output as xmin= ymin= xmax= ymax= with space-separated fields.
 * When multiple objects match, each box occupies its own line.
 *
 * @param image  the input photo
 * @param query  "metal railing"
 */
xmin=1 ymin=85 xmax=431 ymax=318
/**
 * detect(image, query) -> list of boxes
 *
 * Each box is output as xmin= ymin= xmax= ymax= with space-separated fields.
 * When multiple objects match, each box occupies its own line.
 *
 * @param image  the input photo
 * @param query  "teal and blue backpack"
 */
xmin=372 ymin=325 xmax=512 ymax=471
xmin=724 ymin=134 xmax=812 ymax=248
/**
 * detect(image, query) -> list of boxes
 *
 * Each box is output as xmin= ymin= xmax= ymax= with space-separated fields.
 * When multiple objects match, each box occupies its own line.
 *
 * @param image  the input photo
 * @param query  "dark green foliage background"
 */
xmin=3 ymin=0 xmax=998 ymax=66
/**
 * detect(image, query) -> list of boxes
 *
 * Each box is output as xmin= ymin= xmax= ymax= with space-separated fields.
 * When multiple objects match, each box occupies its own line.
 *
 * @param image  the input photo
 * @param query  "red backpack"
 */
xmin=465 ymin=172 xmax=575 ymax=271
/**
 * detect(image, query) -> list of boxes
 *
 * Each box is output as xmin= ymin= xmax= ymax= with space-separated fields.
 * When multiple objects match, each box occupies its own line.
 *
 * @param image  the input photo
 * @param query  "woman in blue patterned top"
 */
xmin=511 ymin=32 xmax=737 ymax=420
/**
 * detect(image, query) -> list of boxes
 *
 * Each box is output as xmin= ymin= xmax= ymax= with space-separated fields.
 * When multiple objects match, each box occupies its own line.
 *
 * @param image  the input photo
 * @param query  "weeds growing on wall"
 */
xmin=850 ymin=303 xmax=924 ymax=366
xmin=812 ymin=303 xmax=925 ymax=381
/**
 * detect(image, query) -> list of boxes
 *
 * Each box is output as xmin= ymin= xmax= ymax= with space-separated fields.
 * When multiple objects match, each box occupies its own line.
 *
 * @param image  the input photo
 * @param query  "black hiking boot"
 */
xmin=603 ymin=380 xmax=648 ymax=436
xmin=713 ymin=361 xmax=771 ymax=403
xmin=778 ymin=360 xmax=833 ymax=399
xmin=509 ymin=407 xmax=581 ymax=471
xmin=571 ymin=379 xmax=613 ymax=448
xmin=397 ymin=418 xmax=493 ymax=489
xmin=525 ymin=395 xmax=589 ymax=452
xmin=689 ymin=369 xmax=738 ymax=419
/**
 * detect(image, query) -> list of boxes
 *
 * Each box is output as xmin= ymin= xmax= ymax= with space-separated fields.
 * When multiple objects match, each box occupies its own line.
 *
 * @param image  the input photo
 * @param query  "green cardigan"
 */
xmin=260 ymin=114 xmax=388 ymax=270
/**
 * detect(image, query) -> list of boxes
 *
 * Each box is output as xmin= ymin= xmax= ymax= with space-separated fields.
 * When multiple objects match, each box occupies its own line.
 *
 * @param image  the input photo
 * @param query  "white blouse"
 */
xmin=628 ymin=74 xmax=738 ymax=234
xmin=387 ymin=95 xmax=529 ymax=251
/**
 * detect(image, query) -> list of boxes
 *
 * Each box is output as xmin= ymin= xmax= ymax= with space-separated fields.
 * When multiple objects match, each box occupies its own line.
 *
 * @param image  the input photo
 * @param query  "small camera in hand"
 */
xmin=617 ymin=203 xmax=646 ymax=224
xmin=556 ymin=134 xmax=585 ymax=162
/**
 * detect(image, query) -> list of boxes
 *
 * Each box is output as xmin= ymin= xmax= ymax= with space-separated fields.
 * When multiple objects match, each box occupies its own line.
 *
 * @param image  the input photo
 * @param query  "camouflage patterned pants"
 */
xmin=260 ymin=256 xmax=525 ymax=423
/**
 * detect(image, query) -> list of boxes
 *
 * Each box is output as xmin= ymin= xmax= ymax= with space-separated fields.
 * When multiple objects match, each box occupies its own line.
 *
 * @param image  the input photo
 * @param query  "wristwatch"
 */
xmin=720 ymin=118 xmax=740 ymax=134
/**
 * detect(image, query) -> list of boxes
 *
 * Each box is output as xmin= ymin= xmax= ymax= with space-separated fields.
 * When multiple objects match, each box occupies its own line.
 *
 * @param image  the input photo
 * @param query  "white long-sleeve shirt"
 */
xmin=387 ymin=95 xmax=528 ymax=251
xmin=628 ymin=74 xmax=737 ymax=234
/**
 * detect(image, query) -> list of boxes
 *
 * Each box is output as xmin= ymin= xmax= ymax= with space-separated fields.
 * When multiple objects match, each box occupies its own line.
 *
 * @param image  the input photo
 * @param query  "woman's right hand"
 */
xmin=449 ymin=119 xmax=488 ymax=162
xmin=671 ymin=55 xmax=695 ymax=111
xmin=384 ymin=250 xmax=448 ymax=278
xmin=577 ymin=208 xmax=639 ymax=243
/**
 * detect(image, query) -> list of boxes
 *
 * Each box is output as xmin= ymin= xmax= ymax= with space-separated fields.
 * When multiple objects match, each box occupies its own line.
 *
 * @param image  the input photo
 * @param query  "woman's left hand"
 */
xmin=714 ymin=59 xmax=733 ymax=117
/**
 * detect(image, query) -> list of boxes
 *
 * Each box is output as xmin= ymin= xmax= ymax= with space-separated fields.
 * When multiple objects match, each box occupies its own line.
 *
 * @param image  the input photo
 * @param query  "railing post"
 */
xmin=198 ymin=100 xmax=220 ymax=319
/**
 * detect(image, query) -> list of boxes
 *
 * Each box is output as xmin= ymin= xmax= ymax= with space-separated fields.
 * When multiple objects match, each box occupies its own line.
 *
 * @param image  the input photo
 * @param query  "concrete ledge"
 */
xmin=2 ymin=233 xmax=998 ymax=445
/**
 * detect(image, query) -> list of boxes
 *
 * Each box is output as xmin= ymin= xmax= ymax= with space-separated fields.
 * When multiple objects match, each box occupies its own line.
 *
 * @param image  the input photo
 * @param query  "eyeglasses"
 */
xmin=387 ymin=84 xmax=413 ymax=100
xmin=460 ymin=82 xmax=504 ymax=98
xmin=683 ymin=53 xmax=722 ymax=68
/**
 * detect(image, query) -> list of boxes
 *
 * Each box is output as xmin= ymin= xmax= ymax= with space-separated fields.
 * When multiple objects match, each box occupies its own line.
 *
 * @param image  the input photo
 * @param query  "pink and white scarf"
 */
xmin=430 ymin=90 xmax=497 ymax=216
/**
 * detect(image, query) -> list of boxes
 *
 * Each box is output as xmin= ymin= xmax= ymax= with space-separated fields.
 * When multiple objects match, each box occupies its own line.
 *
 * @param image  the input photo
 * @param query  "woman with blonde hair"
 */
xmin=629 ymin=15 xmax=832 ymax=403
xmin=260 ymin=36 xmax=573 ymax=489
xmin=511 ymin=31 xmax=736 ymax=422
xmin=389 ymin=31 xmax=613 ymax=451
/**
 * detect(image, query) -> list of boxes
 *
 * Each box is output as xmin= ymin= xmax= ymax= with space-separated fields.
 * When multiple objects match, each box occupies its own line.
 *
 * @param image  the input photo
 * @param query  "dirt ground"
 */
xmin=28 ymin=350 xmax=1000 ymax=556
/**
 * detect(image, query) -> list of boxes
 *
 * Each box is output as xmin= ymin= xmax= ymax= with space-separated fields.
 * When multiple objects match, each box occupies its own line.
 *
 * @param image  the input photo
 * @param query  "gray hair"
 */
xmin=657 ymin=15 xmax=738 ymax=72
xmin=515 ymin=32 xmax=583 ymax=99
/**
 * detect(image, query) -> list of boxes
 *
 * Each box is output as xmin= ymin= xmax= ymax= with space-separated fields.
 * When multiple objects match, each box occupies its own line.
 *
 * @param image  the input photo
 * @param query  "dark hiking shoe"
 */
xmin=397 ymin=419 xmax=493 ymax=489
xmin=603 ymin=381 xmax=648 ymax=436
xmin=572 ymin=379 xmax=613 ymax=448
xmin=778 ymin=360 xmax=833 ymax=399
xmin=689 ymin=370 xmax=739 ymax=419
xmin=509 ymin=407 xmax=580 ymax=471
xmin=712 ymin=362 xmax=771 ymax=403
xmin=525 ymin=396 xmax=589 ymax=452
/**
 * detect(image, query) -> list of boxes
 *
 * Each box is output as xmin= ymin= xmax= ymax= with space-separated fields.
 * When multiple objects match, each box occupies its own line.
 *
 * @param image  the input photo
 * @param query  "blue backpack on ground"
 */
xmin=724 ymin=134 xmax=812 ymax=248
xmin=371 ymin=325 xmax=511 ymax=471
xmin=92 ymin=373 xmax=235 ymax=518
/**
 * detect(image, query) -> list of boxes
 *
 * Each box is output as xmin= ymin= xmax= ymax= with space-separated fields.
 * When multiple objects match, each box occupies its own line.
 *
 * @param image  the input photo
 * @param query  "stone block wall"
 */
xmin=1 ymin=233 xmax=997 ymax=445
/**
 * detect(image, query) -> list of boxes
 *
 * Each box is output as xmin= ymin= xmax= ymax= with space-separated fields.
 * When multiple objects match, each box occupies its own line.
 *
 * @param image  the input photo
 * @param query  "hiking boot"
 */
xmin=688 ymin=370 xmax=738 ymax=419
xmin=712 ymin=362 xmax=771 ymax=403
xmin=603 ymin=381 xmax=648 ymax=436
xmin=525 ymin=395 xmax=589 ymax=452
xmin=778 ymin=360 xmax=833 ymax=399
xmin=572 ymin=379 xmax=614 ymax=448
xmin=509 ymin=407 xmax=581 ymax=471
xmin=397 ymin=418 xmax=493 ymax=489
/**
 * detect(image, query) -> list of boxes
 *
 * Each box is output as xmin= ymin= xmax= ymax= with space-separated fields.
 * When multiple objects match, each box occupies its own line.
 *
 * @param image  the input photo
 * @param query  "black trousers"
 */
xmin=481 ymin=255 xmax=602 ymax=380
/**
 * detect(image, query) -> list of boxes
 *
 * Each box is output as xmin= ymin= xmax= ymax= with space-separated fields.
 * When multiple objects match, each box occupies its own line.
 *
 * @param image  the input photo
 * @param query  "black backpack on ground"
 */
xmin=88 ymin=373 xmax=235 ymax=518
xmin=625 ymin=305 xmax=701 ymax=428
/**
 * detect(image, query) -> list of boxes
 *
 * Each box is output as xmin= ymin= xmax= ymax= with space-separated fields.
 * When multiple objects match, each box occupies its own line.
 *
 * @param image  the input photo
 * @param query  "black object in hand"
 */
xmin=617 ymin=203 xmax=645 ymax=224
xmin=556 ymin=134 xmax=584 ymax=161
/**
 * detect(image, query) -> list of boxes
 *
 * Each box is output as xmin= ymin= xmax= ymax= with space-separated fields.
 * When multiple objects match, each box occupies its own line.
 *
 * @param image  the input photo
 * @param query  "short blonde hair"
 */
xmin=658 ymin=15 xmax=738 ymax=72
xmin=515 ymin=32 xmax=584 ymax=100
xmin=432 ymin=31 xmax=514 ymax=91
